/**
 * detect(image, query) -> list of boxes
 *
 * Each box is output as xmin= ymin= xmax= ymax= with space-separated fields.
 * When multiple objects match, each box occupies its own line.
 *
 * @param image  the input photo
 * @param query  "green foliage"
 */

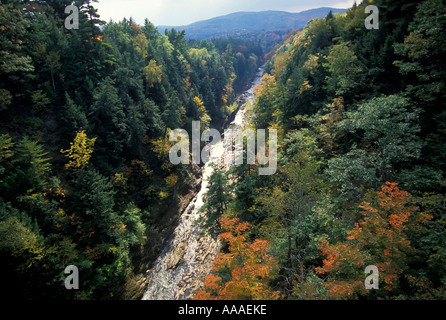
xmin=31 ymin=90 xmax=52 ymax=114
xmin=393 ymin=0 xmax=446 ymax=173
xmin=1 ymin=0 xmax=443 ymax=301
xmin=0 ymin=1 xmax=264 ymax=298
xmin=0 ymin=88 xmax=12 ymax=110
xmin=326 ymin=94 xmax=426 ymax=200
xmin=5 ymin=136 xmax=51 ymax=195
xmin=325 ymin=42 xmax=363 ymax=95
xmin=242 ymin=0 xmax=446 ymax=300
xmin=0 ymin=133 xmax=14 ymax=161
xmin=0 ymin=217 xmax=47 ymax=268
xmin=200 ymin=166 xmax=232 ymax=236
xmin=256 ymin=151 xmax=333 ymax=271
xmin=61 ymin=93 xmax=89 ymax=134
xmin=0 ymin=0 xmax=34 ymax=74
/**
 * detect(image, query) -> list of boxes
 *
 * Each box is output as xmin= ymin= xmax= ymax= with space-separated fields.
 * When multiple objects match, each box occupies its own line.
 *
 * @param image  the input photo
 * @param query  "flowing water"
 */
xmin=141 ymin=67 xmax=264 ymax=300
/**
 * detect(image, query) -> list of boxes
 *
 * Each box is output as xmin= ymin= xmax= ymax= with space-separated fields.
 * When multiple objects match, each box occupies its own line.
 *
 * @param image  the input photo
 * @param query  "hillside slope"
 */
xmin=158 ymin=8 xmax=347 ymax=51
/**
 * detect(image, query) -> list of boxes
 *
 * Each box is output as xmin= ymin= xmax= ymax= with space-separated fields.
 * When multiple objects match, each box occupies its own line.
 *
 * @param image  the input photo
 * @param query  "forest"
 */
xmin=1 ymin=0 xmax=445 ymax=300
xmin=195 ymin=0 xmax=446 ymax=300
xmin=0 ymin=0 xmax=262 ymax=299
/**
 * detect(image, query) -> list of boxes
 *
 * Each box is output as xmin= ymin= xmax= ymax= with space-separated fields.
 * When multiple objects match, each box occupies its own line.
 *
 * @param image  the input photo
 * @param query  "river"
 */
xmin=141 ymin=67 xmax=264 ymax=300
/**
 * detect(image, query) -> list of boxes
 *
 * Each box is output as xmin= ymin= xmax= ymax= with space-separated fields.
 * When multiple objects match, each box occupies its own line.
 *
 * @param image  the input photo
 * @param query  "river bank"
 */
xmin=141 ymin=67 xmax=264 ymax=300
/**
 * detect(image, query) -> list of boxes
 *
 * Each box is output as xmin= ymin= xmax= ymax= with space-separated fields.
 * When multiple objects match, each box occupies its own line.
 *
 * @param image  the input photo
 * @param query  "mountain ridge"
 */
xmin=156 ymin=7 xmax=347 ymax=52
xmin=157 ymin=7 xmax=347 ymax=39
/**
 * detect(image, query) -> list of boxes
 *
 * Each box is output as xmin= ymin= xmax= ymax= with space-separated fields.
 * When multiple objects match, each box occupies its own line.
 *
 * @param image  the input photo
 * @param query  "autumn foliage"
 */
xmin=315 ymin=182 xmax=428 ymax=299
xmin=194 ymin=217 xmax=281 ymax=300
xmin=60 ymin=130 xmax=97 ymax=171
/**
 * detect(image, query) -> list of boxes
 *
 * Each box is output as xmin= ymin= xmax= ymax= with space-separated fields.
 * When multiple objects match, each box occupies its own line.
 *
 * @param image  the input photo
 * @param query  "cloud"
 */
xmin=95 ymin=0 xmax=357 ymax=26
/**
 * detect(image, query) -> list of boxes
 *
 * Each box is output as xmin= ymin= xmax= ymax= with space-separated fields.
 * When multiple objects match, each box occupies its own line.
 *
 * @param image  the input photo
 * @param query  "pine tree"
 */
xmin=200 ymin=167 xmax=231 ymax=236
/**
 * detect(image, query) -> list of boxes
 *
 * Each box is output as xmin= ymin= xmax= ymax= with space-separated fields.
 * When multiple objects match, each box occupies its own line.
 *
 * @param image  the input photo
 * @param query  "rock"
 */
xmin=141 ymin=68 xmax=264 ymax=300
xmin=167 ymin=240 xmax=188 ymax=270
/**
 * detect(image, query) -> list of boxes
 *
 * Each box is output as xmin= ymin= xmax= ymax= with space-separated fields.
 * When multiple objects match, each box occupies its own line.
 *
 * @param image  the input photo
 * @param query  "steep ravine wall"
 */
xmin=141 ymin=67 xmax=264 ymax=300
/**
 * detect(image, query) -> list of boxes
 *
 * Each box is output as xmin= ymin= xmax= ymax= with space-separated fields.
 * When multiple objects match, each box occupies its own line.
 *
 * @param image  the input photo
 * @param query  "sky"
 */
xmin=94 ymin=0 xmax=358 ymax=27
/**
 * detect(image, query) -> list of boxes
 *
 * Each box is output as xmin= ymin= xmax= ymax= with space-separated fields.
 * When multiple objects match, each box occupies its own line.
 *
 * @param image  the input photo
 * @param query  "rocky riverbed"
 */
xmin=141 ymin=67 xmax=264 ymax=300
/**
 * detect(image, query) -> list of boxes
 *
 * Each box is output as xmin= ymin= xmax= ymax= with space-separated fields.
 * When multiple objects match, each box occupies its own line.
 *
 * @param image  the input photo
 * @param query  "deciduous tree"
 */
xmin=194 ymin=217 xmax=281 ymax=300
xmin=61 ymin=130 xmax=97 ymax=171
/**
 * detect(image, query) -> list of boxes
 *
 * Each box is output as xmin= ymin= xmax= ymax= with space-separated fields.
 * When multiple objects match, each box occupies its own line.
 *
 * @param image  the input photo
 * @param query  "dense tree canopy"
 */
xmin=1 ymin=0 xmax=445 ymax=301
xmin=0 ymin=0 xmax=263 ymax=299
xmin=193 ymin=0 xmax=446 ymax=301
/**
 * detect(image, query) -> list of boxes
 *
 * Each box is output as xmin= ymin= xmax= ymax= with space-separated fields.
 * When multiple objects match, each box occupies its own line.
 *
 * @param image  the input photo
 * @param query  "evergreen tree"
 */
xmin=200 ymin=166 xmax=231 ymax=236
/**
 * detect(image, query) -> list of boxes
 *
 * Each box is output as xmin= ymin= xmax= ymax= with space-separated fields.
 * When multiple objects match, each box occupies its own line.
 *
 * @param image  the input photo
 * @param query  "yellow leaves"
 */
xmin=110 ymin=222 xmax=126 ymax=235
xmin=221 ymin=77 xmax=235 ymax=106
xmin=194 ymin=96 xmax=204 ymax=110
xmin=298 ymin=80 xmax=313 ymax=94
xmin=332 ymin=96 xmax=344 ymax=109
xmin=194 ymin=96 xmax=207 ymax=118
xmin=404 ymin=32 xmax=430 ymax=60
xmin=144 ymin=59 xmax=163 ymax=86
xmin=60 ymin=130 xmax=97 ymax=171
xmin=303 ymin=54 xmax=320 ymax=75
xmin=165 ymin=174 xmax=178 ymax=187
xmin=194 ymin=96 xmax=211 ymax=131
xmin=159 ymin=191 xmax=169 ymax=200
xmin=133 ymin=33 xmax=149 ymax=59
xmin=150 ymin=135 xmax=172 ymax=160
xmin=57 ymin=208 xmax=66 ymax=217
xmin=221 ymin=93 xmax=229 ymax=105
xmin=189 ymin=47 xmax=211 ymax=68
xmin=253 ymin=73 xmax=275 ymax=97
xmin=0 ymin=133 xmax=14 ymax=159
xmin=124 ymin=160 xmax=153 ymax=177
xmin=119 ymin=222 xmax=127 ymax=234
xmin=272 ymin=51 xmax=290 ymax=79
xmin=112 ymin=172 xmax=128 ymax=187
xmin=84 ymin=35 xmax=103 ymax=43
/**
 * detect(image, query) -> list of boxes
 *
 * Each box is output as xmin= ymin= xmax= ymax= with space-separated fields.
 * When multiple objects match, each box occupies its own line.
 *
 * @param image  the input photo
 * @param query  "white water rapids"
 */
xmin=141 ymin=67 xmax=264 ymax=300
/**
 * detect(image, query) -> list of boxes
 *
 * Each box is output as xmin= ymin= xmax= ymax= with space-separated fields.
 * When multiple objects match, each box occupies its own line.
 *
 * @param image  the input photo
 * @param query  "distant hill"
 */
xmin=157 ymin=8 xmax=347 ymax=52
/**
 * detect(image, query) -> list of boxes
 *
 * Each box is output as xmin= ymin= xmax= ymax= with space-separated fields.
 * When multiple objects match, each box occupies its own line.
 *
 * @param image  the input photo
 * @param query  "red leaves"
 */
xmin=317 ymin=182 xmax=421 ymax=298
xmin=194 ymin=217 xmax=281 ymax=300
xmin=130 ymin=21 xmax=143 ymax=34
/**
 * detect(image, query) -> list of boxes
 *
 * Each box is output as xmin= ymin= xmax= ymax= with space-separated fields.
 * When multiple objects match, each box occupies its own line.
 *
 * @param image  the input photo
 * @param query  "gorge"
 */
xmin=142 ymin=67 xmax=264 ymax=300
